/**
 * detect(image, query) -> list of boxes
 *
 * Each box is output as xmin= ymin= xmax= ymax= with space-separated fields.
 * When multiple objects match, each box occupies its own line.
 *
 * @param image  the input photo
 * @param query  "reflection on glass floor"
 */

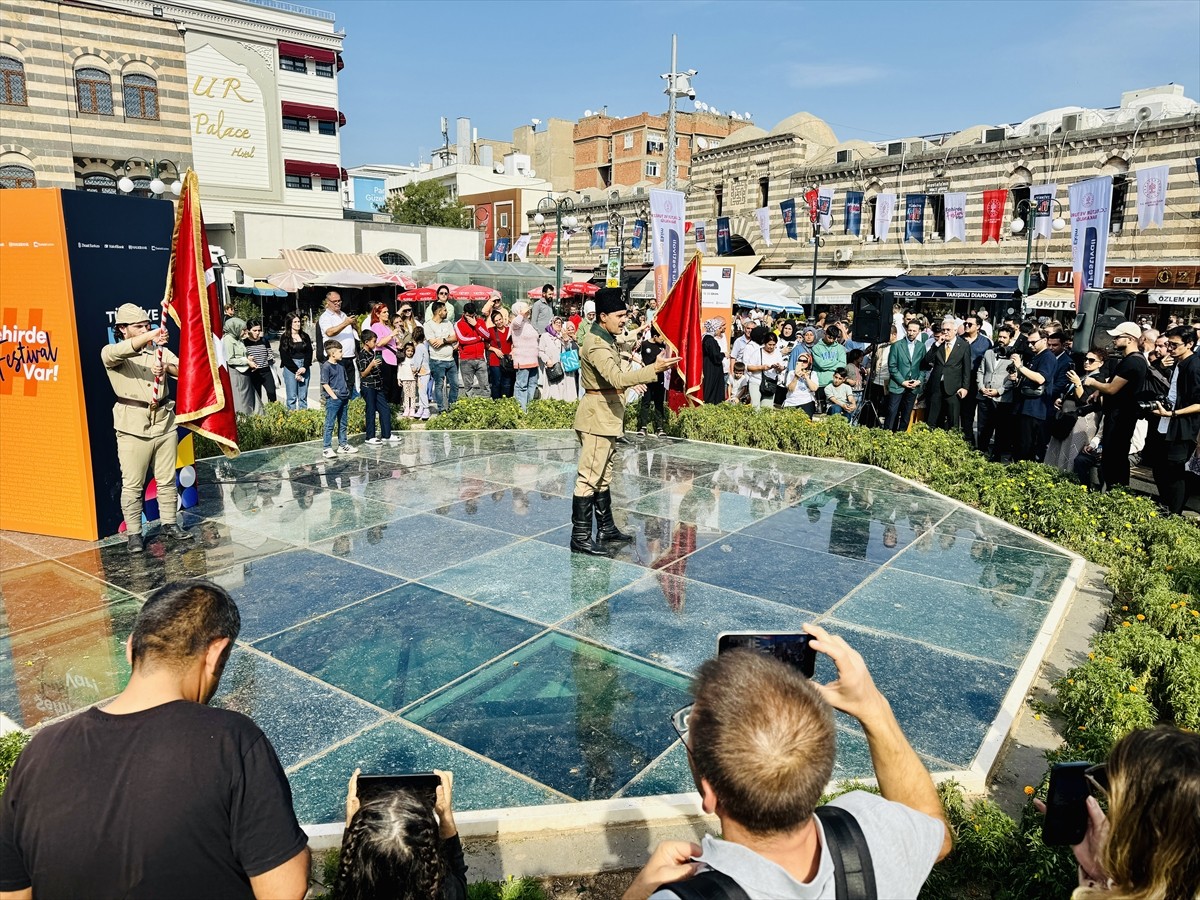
xmin=0 ymin=430 xmax=1079 ymax=824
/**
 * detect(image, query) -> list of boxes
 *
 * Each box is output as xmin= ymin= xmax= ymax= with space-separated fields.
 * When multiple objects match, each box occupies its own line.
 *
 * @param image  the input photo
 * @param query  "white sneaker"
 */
xmin=388 ymin=434 xmax=401 ymax=443
xmin=322 ymin=448 xmax=337 ymax=459
xmin=337 ymin=444 xmax=359 ymax=455
xmin=365 ymin=437 xmax=384 ymax=445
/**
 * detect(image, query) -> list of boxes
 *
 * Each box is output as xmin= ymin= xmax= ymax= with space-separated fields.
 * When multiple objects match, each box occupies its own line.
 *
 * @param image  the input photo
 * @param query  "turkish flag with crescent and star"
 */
xmin=653 ymin=252 xmax=704 ymax=412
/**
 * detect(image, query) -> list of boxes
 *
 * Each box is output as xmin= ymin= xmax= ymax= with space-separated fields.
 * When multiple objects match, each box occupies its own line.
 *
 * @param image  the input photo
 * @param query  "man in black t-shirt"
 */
xmin=1084 ymin=321 xmax=1149 ymax=488
xmin=0 ymin=581 xmax=309 ymax=900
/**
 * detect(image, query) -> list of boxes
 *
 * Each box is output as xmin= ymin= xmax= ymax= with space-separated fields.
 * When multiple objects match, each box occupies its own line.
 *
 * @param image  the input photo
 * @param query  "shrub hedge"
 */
xmin=191 ymin=400 xmax=410 ymax=459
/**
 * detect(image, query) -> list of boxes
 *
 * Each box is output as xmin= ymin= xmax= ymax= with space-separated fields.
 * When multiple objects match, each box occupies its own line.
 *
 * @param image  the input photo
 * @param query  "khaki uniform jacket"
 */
xmin=574 ymin=326 xmax=660 ymax=437
xmin=101 ymin=338 xmax=178 ymax=437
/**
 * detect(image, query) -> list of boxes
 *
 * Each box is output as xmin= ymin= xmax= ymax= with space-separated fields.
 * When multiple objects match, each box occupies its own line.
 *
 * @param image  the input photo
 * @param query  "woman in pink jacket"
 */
xmin=509 ymin=301 xmax=541 ymax=410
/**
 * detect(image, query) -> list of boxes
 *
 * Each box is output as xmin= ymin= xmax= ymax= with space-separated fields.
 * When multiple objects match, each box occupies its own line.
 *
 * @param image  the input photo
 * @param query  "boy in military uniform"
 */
xmin=572 ymin=289 xmax=678 ymax=556
xmin=102 ymin=303 xmax=193 ymax=553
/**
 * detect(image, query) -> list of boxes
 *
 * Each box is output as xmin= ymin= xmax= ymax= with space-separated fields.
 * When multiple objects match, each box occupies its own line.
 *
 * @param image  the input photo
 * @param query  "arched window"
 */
xmin=0 ymin=56 xmax=27 ymax=106
xmin=82 ymin=173 xmax=117 ymax=193
xmin=122 ymin=73 xmax=158 ymax=120
xmin=129 ymin=176 xmax=152 ymax=198
xmin=379 ymin=251 xmax=410 ymax=266
xmin=0 ymin=164 xmax=36 ymax=188
xmin=76 ymin=67 xmax=113 ymax=115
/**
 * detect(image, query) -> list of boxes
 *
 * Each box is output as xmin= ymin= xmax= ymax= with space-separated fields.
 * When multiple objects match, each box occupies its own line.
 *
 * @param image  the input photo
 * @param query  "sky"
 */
xmin=325 ymin=0 xmax=1200 ymax=169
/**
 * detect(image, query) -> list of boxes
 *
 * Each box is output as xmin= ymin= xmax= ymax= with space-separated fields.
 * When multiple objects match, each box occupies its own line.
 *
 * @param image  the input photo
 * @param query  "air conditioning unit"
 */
xmin=836 ymin=149 xmax=853 ymax=164
xmin=1061 ymin=113 xmax=1084 ymax=133
xmin=833 ymin=248 xmax=854 ymax=262
xmin=886 ymin=141 xmax=906 ymax=156
xmin=982 ymin=127 xmax=1007 ymax=143
xmin=1029 ymin=123 xmax=1051 ymax=138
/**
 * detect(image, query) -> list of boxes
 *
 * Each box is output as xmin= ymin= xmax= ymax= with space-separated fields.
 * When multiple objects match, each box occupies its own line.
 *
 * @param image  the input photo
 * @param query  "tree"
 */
xmin=381 ymin=180 xmax=472 ymax=229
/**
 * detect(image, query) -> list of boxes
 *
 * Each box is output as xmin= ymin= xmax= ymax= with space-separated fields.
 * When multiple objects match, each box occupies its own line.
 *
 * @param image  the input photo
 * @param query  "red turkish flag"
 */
xmin=653 ymin=252 xmax=703 ymax=412
xmin=981 ymin=189 xmax=1007 ymax=244
xmin=163 ymin=170 xmax=239 ymax=457
xmin=535 ymin=232 xmax=556 ymax=256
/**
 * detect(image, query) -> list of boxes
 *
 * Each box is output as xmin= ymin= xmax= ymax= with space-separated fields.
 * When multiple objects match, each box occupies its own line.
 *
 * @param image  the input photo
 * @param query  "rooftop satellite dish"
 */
xmin=696 ymin=137 xmax=708 ymax=149
xmin=494 ymin=164 xmax=505 ymax=174
xmin=584 ymin=109 xmax=593 ymax=117
xmin=528 ymin=168 xmax=536 ymax=177
xmin=693 ymin=100 xmax=702 ymax=110
xmin=745 ymin=112 xmax=753 ymax=119
xmin=700 ymin=102 xmax=709 ymax=112
xmin=531 ymin=117 xmax=542 ymax=126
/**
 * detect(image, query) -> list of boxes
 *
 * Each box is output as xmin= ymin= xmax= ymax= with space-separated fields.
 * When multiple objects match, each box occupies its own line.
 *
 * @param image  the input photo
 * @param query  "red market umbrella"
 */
xmin=527 ymin=287 xmax=558 ymax=300
xmin=398 ymin=285 xmax=459 ymax=302
xmin=561 ymin=281 xmax=600 ymax=298
xmin=381 ymin=272 xmax=417 ymax=290
xmin=450 ymin=284 xmax=501 ymax=302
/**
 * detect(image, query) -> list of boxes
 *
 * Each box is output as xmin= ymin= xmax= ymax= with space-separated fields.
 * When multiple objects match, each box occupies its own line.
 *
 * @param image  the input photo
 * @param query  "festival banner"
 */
xmin=535 ymin=231 xmax=555 ymax=256
xmin=163 ymin=169 xmax=239 ymax=458
xmin=684 ymin=221 xmax=694 ymax=234
xmin=754 ymin=206 xmax=771 ymax=247
xmin=1069 ymin=176 xmax=1114 ymax=297
xmin=1135 ymin=165 xmax=1169 ymax=230
xmin=716 ymin=216 xmax=732 ymax=255
xmin=874 ymin=192 xmax=896 ymax=241
xmin=694 ymin=220 xmax=708 ymax=255
xmin=510 ymin=234 xmax=530 ymax=261
xmin=780 ymin=198 xmax=798 ymax=240
xmin=904 ymin=194 xmax=926 ymax=243
xmin=981 ymin=189 xmax=1007 ymax=243
xmin=650 ymin=188 xmax=686 ymax=299
xmin=590 ymin=221 xmax=608 ymax=250
xmin=1031 ymin=183 xmax=1058 ymax=239
xmin=805 ymin=189 xmax=819 ymax=225
xmin=943 ymin=192 xmax=967 ymax=242
xmin=488 ymin=237 xmax=511 ymax=261
xmin=818 ymin=187 xmax=834 ymax=232
xmin=844 ymin=191 xmax=863 ymax=236
xmin=631 ymin=219 xmax=646 ymax=250
xmin=653 ymin=252 xmax=703 ymax=412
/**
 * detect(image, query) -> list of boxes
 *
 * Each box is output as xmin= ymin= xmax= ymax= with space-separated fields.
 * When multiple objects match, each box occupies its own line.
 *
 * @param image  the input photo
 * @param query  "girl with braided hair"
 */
xmin=335 ymin=769 xmax=466 ymax=900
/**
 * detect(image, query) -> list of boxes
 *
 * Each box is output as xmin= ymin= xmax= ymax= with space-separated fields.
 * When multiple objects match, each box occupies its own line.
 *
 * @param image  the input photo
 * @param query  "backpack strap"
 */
xmin=664 ymin=870 xmax=751 ymax=900
xmin=816 ymin=805 xmax=877 ymax=900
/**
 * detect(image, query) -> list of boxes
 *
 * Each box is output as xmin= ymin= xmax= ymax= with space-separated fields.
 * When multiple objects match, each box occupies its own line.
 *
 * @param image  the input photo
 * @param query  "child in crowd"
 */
xmin=729 ymin=360 xmax=751 ymax=405
xmin=410 ymin=326 xmax=431 ymax=420
xmin=356 ymin=330 xmax=393 ymax=445
xmin=824 ymin=367 xmax=857 ymax=420
xmin=397 ymin=342 xmax=418 ymax=418
xmin=321 ymin=340 xmax=357 ymax=458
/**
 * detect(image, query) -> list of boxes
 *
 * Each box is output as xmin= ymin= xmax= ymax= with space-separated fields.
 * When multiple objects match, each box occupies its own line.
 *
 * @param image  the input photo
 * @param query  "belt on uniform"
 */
xmin=585 ymin=388 xmax=622 ymax=395
xmin=116 ymin=397 xmax=164 ymax=409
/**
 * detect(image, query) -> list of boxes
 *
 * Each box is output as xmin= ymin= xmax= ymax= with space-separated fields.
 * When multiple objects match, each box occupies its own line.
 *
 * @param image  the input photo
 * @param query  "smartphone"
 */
xmin=355 ymin=772 xmax=440 ymax=807
xmin=1041 ymin=761 xmax=1092 ymax=845
xmin=717 ymin=632 xmax=816 ymax=678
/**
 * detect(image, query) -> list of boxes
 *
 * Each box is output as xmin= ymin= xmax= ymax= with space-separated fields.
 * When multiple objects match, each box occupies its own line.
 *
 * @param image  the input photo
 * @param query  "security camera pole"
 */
xmin=662 ymin=35 xmax=697 ymax=192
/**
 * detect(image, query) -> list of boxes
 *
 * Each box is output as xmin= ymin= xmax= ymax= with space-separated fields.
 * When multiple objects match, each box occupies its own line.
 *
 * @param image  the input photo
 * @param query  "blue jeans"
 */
xmin=828 ymin=403 xmax=854 ymax=420
xmin=429 ymin=358 xmax=458 ymax=412
xmin=283 ymin=358 xmax=308 ymax=410
xmin=362 ymin=384 xmax=390 ymax=439
xmin=489 ymin=364 xmax=515 ymax=398
xmin=514 ymin=366 xmax=539 ymax=411
xmin=323 ymin=396 xmax=348 ymax=447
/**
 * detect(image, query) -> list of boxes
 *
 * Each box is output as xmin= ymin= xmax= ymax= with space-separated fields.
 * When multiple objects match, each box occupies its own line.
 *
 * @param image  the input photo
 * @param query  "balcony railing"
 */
xmin=239 ymin=0 xmax=336 ymax=21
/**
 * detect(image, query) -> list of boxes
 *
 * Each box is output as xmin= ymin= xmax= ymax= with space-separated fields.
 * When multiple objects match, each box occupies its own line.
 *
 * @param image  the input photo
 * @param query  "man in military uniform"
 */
xmin=102 ymin=303 xmax=194 ymax=553
xmin=572 ymin=289 xmax=678 ymax=556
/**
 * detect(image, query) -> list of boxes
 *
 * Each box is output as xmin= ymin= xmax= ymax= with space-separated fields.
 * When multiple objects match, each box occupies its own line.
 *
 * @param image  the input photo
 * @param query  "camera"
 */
xmin=993 ymin=343 xmax=1017 ymax=359
xmin=1138 ymin=398 xmax=1171 ymax=413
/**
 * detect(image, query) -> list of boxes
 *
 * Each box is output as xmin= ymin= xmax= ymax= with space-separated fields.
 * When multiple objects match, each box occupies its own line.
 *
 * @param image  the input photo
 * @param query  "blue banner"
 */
xmin=716 ymin=216 xmax=732 ymax=255
xmin=631 ymin=219 xmax=645 ymax=250
xmin=904 ymin=194 xmax=926 ymax=243
xmin=844 ymin=191 xmax=863 ymax=236
xmin=590 ymin=221 xmax=608 ymax=250
xmin=780 ymin=198 xmax=797 ymax=240
xmin=489 ymin=237 xmax=511 ymax=261
xmin=351 ymin=177 xmax=387 ymax=212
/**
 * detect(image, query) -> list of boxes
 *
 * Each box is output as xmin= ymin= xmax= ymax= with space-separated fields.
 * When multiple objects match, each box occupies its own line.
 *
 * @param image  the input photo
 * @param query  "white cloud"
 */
xmin=787 ymin=64 xmax=887 ymax=88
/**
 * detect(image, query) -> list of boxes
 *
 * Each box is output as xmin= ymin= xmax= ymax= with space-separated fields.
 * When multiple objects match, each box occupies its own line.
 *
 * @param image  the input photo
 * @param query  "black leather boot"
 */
xmin=594 ymin=490 xmax=633 ymax=542
xmin=570 ymin=495 xmax=610 ymax=556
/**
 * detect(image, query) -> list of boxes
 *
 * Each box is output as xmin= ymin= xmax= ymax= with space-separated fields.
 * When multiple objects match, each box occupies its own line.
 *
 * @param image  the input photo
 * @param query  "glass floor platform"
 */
xmin=0 ymin=430 xmax=1082 ymax=825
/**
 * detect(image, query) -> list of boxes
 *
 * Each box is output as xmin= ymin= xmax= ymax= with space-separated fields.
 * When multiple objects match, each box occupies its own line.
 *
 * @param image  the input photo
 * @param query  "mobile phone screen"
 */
xmin=1041 ymin=761 xmax=1092 ymax=846
xmin=355 ymin=773 xmax=440 ymax=807
xmin=717 ymin=632 xmax=816 ymax=678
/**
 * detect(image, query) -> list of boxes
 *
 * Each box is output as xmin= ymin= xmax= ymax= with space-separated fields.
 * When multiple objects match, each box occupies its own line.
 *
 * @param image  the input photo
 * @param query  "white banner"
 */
xmin=650 ymin=188 xmax=686 ymax=300
xmin=510 ymin=234 xmax=530 ymax=261
xmin=694 ymin=220 xmax=708 ymax=256
xmin=874 ymin=193 xmax=896 ymax=241
xmin=1030 ymin=183 xmax=1058 ymax=239
xmin=1136 ymin=165 xmax=1169 ymax=230
xmin=1069 ymin=176 xmax=1113 ymax=292
xmin=754 ymin=206 xmax=772 ymax=247
xmin=818 ymin=187 xmax=835 ymax=232
xmin=943 ymin=192 xmax=966 ymax=242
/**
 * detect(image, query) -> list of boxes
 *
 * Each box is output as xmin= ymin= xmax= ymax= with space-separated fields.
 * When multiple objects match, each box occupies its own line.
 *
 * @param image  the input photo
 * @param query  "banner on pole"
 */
xmin=1135 ymin=165 xmax=1169 ymax=230
xmin=844 ymin=191 xmax=863 ymax=236
xmin=818 ymin=187 xmax=834 ymax=232
xmin=510 ymin=234 xmax=530 ymax=261
xmin=981 ymin=189 xmax=1007 ymax=243
xmin=780 ymin=198 xmax=797 ymax=240
xmin=590 ymin=221 xmax=608 ymax=250
xmin=631 ymin=219 xmax=645 ymax=250
xmin=754 ymin=206 xmax=771 ymax=247
xmin=805 ymin=189 xmax=819 ymax=224
xmin=1031 ymin=184 xmax=1058 ymax=239
xmin=716 ymin=216 xmax=731 ymax=255
xmin=489 ymin=237 xmax=511 ymax=261
xmin=944 ymin=192 xmax=966 ymax=242
xmin=1069 ymin=176 xmax=1113 ymax=297
xmin=904 ymin=194 xmax=926 ymax=243
xmin=694 ymin=220 xmax=708 ymax=255
xmin=874 ymin=193 xmax=896 ymax=241
xmin=535 ymin=232 xmax=555 ymax=257
xmin=650 ymin=188 xmax=686 ymax=299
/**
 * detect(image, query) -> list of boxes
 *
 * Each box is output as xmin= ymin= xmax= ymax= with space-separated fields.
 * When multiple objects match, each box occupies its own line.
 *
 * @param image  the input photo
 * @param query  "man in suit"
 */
xmin=921 ymin=319 xmax=972 ymax=430
xmin=885 ymin=320 xmax=926 ymax=432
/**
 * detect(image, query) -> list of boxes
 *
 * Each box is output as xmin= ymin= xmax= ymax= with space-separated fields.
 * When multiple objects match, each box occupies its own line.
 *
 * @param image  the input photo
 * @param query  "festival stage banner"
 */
xmin=944 ymin=192 xmax=967 ymax=242
xmin=1135 ymin=165 xmax=1169 ymax=230
xmin=818 ymin=187 xmax=834 ymax=232
xmin=590 ymin=221 xmax=608 ymax=250
xmin=1031 ymin=184 xmax=1058 ymax=239
xmin=650 ymin=188 xmax=686 ymax=299
xmin=981 ymin=189 xmax=1007 ymax=244
xmin=631 ymin=219 xmax=645 ymax=250
xmin=716 ymin=217 xmax=732 ymax=255
xmin=874 ymin=193 xmax=896 ymax=241
xmin=780 ymin=198 xmax=798 ymax=240
xmin=510 ymin=234 xmax=530 ymax=260
xmin=844 ymin=191 xmax=863 ymax=236
xmin=904 ymin=194 xmax=926 ymax=243
xmin=535 ymin=232 xmax=555 ymax=257
xmin=754 ymin=206 xmax=771 ymax=247
xmin=653 ymin=252 xmax=703 ymax=412
xmin=694 ymin=220 xmax=708 ymax=255
xmin=1069 ymin=176 xmax=1113 ymax=296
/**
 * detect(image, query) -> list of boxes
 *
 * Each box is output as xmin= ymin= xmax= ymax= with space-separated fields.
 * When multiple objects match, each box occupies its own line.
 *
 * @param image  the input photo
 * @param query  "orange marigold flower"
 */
xmin=1122 ymin=621 xmax=1131 ymax=627
xmin=1136 ymin=614 xmax=1145 ymax=620
xmin=1130 ymin=685 xmax=1140 ymax=693
xmin=1024 ymin=786 xmax=1035 ymax=795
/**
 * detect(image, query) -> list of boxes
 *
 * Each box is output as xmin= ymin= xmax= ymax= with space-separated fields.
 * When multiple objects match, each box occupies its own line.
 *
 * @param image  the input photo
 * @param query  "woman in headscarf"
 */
xmin=702 ymin=317 xmax=727 ymax=405
xmin=538 ymin=316 xmax=576 ymax=401
xmin=221 ymin=317 xmax=258 ymax=415
xmin=788 ymin=326 xmax=818 ymax=370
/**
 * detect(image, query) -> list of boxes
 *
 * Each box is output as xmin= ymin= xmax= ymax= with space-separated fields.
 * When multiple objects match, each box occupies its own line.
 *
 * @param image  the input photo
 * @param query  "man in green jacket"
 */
xmin=885 ymin=320 xmax=926 ymax=432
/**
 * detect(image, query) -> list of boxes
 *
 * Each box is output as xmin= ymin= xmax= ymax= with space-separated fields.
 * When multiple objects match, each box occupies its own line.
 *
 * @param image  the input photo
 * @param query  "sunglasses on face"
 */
xmin=1085 ymin=356 xmax=1100 ymax=363
xmin=671 ymin=704 xmax=693 ymax=745
xmin=1085 ymin=763 xmax=1109 ymax=797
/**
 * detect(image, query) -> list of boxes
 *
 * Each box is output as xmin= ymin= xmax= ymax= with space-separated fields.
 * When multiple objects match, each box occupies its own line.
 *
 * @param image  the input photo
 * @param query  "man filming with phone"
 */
xmin=624 ymin=623 xmax=952 ymax=900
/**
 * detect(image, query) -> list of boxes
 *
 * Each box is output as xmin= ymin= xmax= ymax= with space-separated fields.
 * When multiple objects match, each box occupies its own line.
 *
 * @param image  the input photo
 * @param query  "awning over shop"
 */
xmin=281 ymin=249 xmax=389 ymax=275
xmin=862 ymin=276 xmax=1020 ymax=302
xmin=1150 ymin=289 xmax=1200 ymax=306
xmin=233 ymin=284 xmax=287 ymax=298
xmin=230 ymin=257 xmax=288 ymax=281
xmin=283 ymin=160 xmax=346 ymax=180
xmin=278 ymin=40 xmax=336 ymax=64
xmin=1026 ymin=287 xmax=1078 ymax=312
xmin=281 ymin=101 xmax=340 ymax=122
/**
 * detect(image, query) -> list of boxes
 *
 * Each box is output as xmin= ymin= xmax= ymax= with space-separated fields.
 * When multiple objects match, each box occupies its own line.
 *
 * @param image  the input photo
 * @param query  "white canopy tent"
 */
xmin=733 ymin=272 xmax=805 ymax=314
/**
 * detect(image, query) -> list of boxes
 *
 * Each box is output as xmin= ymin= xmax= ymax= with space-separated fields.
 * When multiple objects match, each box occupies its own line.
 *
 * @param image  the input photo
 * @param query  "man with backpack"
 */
xmin=624 ymin=624 xmax=951 ymax=900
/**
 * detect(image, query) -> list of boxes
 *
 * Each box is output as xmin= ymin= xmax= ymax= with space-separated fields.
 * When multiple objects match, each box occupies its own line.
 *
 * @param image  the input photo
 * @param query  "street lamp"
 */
xmin=606 ymin=190 xmax=625 ymax=290
xmin=117 ymin=157 xmax=182 ymax=196
xmin=806 ymin=187 xmax=825 ymax=312
xmin=534 ymin=195 xmax=576 ymax=304
xmin=1011 ymin=197 xmax=1066 ymax=300
xmin=661 ymin=34 xmax=697 ymax=192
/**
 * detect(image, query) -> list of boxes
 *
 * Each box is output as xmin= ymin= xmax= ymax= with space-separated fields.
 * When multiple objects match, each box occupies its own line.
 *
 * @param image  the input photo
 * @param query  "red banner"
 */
xmin=805 ymin=189 xmax=820 ymax=223
xmin=535 ymin=232 xmax=555 ymax=257
xmin=653 ymin=253 xmax=703 ymax=412
xmin=981 ymin=189 xmax=1007 ymax=244
xmin=163 ymin=170 xmax=239 ymax=457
